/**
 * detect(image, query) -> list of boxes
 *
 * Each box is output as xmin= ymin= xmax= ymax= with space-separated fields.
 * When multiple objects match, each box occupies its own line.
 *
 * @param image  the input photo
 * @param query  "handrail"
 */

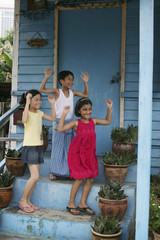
xmin=0 ymin=137 xmax=23 ymax=142
xmin=0 ymin=103 xmax=23 ymax=171
xmin=0 ymin=103 xmax=21 ymax=129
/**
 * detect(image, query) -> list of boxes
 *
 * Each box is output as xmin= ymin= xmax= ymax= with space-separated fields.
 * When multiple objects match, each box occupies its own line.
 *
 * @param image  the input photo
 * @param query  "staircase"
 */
xmin=0 ymin=154 xmax=136 ymax=240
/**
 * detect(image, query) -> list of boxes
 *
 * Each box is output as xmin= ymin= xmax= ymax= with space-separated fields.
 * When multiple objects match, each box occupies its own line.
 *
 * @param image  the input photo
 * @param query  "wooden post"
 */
xmin=120 ymin=0 xmax=126 ymax=128
xmin=53 ymin=7 xmax=59 ymax=88
xmin=135 ymin=0 xmax=154 ymax=239
xmin=10 ymin=0 xmax=20 ymax=149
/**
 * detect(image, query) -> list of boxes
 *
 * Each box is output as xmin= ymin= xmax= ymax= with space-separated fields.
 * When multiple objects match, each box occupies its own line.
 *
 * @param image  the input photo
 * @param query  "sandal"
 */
xmin=77 ymin=206 xmax=95 ymax=215
xmin=49 ymin=173 xmax=58 ymax=181
xmin=30 ymin=204 xmax=39 ymax=211
xmin=19 ymin=205 xmax=34 ymax=213
xmin=66 ymin=206 xmax=80 ymax=215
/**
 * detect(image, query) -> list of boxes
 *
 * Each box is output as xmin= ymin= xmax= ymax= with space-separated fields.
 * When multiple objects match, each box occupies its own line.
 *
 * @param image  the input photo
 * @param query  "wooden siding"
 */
xmin=124 ymin=0 xmax=160 ymax=167
xmin=16 ymin=0 xmax=160 ymax=163
xmin=16 ymin=0 xmax=55 ymax=151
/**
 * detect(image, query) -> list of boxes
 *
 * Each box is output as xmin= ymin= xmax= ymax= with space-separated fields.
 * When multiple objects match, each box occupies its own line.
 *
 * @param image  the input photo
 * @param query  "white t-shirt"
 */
xmin=55 ymin=89 xmax=73 ymax=120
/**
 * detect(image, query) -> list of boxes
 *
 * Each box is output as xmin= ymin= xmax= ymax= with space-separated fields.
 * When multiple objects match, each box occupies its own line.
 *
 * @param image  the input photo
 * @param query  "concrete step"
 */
xmin=0 ymin=233 xmax=44 ymax=240
xmin=35 ymin=154 xmax=137 ymax=183
xmin=9 ymin=176 xmax=136 ymax=218
xmin=0 ymin=206 xmax=134 ymax=240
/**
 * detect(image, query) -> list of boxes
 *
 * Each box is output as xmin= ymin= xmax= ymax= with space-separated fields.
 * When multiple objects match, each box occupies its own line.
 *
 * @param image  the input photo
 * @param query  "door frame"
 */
xmin=53 ymin=1 xmax=126 ymax=127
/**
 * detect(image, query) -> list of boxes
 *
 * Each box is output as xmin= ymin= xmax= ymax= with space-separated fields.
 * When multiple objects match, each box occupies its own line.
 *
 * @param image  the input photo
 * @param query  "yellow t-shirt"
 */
xmin=23 ymin=110 xmax=44 ymax=146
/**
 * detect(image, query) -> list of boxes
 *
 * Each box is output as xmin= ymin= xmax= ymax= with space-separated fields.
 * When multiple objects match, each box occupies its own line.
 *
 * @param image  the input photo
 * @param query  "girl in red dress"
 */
xmin=58 ymin=97 xmax=113 ymax=215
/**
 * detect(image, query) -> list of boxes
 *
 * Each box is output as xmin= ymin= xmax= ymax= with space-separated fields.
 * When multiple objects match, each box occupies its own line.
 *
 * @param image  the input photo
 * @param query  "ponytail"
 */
xmin=19 ymin=89 xmax=42 ymax=105
xmin=19 ymin=93 xmax=26 ymax=105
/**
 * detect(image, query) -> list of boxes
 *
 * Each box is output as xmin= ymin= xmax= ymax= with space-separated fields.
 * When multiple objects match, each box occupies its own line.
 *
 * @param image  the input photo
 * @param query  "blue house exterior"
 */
xmin=0 ymin=0 xmax=159 ymax=239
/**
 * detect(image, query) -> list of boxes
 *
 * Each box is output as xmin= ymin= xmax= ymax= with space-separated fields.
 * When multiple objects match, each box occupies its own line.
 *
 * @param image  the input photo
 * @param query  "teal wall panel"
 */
xmin=17 ymin=0 xmax=160 ymax=166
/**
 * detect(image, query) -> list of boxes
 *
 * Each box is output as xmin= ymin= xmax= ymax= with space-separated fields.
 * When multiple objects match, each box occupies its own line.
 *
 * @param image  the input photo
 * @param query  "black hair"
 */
xmin=19 ymin=89 xmax=42 ymax=105
xmin=75 ymin=97 xmax=92 ymax=117
xmin=58 ymin=70 xmax=74 ymax=86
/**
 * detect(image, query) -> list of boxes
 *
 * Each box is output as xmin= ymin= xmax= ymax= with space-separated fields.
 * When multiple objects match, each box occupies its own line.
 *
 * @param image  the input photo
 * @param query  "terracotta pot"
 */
xmin=42 ymin=136 xmax=48 ymax=152
xmin=91 ymin=227 xmax=122 ymax=240
xmin=98 ymin=197 xmax=128 ymax=220
xmin=0 ymin=184 xmax=13 ymax=208
xmin=6 ymin=157 xmax=26 ymax=177
xmin=153 ymin=231 xmax=160 ymax=240
xmin=112 ymin=142 xmax=135 ymax=154
xmin=104 ymin=164 xmax=129 ymax=186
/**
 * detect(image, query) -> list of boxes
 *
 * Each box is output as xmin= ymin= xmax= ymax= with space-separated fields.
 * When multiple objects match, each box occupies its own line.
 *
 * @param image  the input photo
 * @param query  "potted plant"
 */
xmin=149 ymin=193 xmax=160 ymax=240
xmin=111 ymin=124 xmax=138 ymax=154
xmin=103 ymin=151 xmax=136 ymax=185
xmin=42 ymin=124 xmax=50 ymax=152
xmin=91 ymin=213 xmax=122 ymax=240
xmin=0 ymin=170 xmax=15 ymax=208
xmin=5 ymin=148 xmax=26 ymax=177
xmin=150 ymin=174 xmax=160 ymax=202
xmin=97 ymin=180 xmax=128 ymax=220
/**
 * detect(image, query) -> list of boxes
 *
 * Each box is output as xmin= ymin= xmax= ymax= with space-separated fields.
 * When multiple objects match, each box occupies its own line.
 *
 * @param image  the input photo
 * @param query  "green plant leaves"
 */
xmin=111 ymin=124 xmax=138 ymax=143
xmin=103 ymin=151 xmax=136 ymax=165
xmin=93 ymin=214 xmax=121 ymax=235
xmin=6 ymin=149 xmax=21 ymax=158
xmin=0 ymin=170 xmax=15 ymax=188
xmin=98 ymin=180 xmax=127 ymax=200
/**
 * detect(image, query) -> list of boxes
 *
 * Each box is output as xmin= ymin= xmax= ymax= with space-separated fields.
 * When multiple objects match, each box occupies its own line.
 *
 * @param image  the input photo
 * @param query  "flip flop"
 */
xmin=49 ymin=174 xmax=58 ymax=181
xmin=77 ymin=207 xmax=95 ymax=215
xmin=19 ymin=205 xmax=34 ymax=213
xmin=66 ymin=206 xmax=80 ymax=215
xmin=30 ymin=204 xmax=39 ymax=211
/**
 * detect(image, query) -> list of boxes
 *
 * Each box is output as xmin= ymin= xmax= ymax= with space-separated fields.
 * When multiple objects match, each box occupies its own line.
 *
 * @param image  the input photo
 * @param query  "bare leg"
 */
xmin=78 ymin=178 xmax=94 ymax=214
xmin=19 ymin=164 xmax=39 ymax=209
xmin=67 ymin=179 xmax=83 ymax=214
xmin=27 ymin=164 xmax=40 ymax=210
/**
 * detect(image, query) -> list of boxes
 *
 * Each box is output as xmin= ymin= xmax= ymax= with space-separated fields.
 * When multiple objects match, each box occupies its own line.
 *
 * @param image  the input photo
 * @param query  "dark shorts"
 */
xmin=22 ymin=146 xmax=44 ymax=164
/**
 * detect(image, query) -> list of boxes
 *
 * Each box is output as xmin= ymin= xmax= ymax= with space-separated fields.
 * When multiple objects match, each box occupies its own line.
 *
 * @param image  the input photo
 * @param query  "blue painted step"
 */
xmin=0 ymin=206 xmax=133 ymax=240
xmin=9 ymin=177 xmax=136 ymax=218
xmin=36 ymin=154 xmax=137 ymax=183
xmin=0 ymin=152 xmax=136 ymax=240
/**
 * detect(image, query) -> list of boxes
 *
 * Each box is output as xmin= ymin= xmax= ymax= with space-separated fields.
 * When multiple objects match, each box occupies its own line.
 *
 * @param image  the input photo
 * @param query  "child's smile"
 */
xmin=79 ymin=104 xmax=92 ymax=120
xmin=30 ymin=94 xmax=42 ymax=111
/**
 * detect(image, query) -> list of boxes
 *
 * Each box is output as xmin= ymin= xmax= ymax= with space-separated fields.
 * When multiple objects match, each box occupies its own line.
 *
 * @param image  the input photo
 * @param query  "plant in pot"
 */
xmin=103 ymin=151 xmax=136 ymax=185
xmin=97 ymin=180 xmax=128 ymax=220
xmin=42 ymin=124 xmax=50 ymax=152
xmin=111 ymin=124 xmax=138 ymax=154
xmin=0 ymin=170 xmax=15 ymax=208
xmin=91 ymin=213 xmax=122 ymax=240
xmin=5 ymin=148 xmax=26 ymax=177
xmin=150 ymin=174 xmax=160 ymax=202
xmin=149 ymin=193 xmax=160 ymax=240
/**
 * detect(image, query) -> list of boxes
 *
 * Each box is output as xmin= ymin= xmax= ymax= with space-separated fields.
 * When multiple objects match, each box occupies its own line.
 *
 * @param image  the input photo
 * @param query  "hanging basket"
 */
xmin=28 ymin=32 xmax=47 ymax=48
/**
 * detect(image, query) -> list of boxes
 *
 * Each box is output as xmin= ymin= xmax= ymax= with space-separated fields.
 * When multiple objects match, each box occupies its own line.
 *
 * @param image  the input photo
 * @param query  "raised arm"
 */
xmin=73 ymin=72 xmax=90 ymax=97
xmin=93 ymin=99 xmax=113 ymax=125
xmin=58 ymin=106 xmax=77 ymax=132
xmin=43 ymin=96 xmax=56 ymax=121
xmin=22 ymin=93 xmax=32 ymax=123
xmin=39 ymin=68 xmax=59 ymax=95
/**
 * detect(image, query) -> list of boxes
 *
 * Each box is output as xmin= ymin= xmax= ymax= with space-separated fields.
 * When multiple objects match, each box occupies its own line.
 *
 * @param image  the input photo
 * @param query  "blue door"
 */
xmin=58 ymin=7 xmax=122 ymax=156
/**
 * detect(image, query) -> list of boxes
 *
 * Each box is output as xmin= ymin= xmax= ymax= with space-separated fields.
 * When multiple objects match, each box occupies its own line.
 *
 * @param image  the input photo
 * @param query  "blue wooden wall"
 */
xmin=123 ymin=0 xmax=160 ymax=169
xmin=15 ymin=0 xmax=160 ymax=168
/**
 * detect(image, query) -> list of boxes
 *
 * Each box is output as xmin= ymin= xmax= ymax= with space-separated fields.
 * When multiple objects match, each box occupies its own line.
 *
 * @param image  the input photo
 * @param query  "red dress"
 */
xmin=68 ymin=119 xmax=99 ymax=179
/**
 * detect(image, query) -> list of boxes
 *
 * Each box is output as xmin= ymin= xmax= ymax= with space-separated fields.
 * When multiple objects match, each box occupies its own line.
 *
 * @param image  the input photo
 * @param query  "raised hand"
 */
xmin=80 ymin=72 xmax=90 ymax=83
xmin=48 ymin=95 xmax=55 ymax=104
xmin=63 ymin=106 xmax=70 ymax=115
xmin=26 ymin=93 xmax=32 ymax=104
xmin=45 ymin=68 xmax=52 ymax=78
xmin=106 ymin=99 xmax=113 ymax=109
